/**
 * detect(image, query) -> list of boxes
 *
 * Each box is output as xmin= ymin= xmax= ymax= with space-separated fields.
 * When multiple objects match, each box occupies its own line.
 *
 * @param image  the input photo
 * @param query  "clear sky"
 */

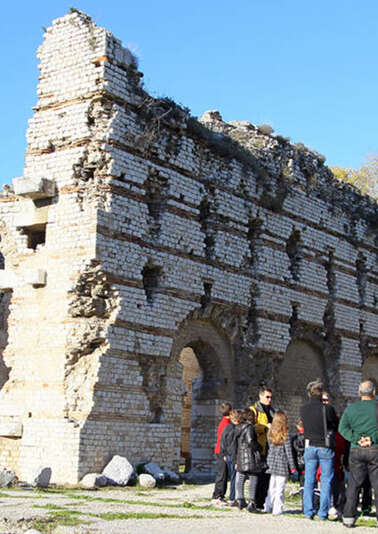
xmin=1 ymin=0 xmax=377 ymax=187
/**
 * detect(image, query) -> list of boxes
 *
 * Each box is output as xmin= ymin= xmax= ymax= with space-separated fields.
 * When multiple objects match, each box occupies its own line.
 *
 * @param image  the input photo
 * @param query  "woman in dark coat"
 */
xmin=235 ymin=408 xmax=263 ymax=512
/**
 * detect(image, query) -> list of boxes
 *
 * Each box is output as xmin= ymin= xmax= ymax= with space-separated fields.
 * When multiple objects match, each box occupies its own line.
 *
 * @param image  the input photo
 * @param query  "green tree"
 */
xmin=330 ymin=153 xmax=378 ymax=200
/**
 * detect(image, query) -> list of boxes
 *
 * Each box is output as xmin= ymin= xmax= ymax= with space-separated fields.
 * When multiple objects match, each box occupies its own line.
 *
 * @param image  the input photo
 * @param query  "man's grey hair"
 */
xmin=306 ymin=379 xmax=323 ymax=398
xmin=359 ymin=380 xmax=376 ymax=397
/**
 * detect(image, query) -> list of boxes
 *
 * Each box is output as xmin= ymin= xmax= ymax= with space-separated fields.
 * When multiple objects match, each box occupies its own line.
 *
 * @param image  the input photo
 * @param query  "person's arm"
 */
xmin=326 ymin=404 xmax=339 ymax=430
xmin=338 ymin=409 xmax=354 ymax=444
xmin=284 ymin=436 xmax=297 ymax=472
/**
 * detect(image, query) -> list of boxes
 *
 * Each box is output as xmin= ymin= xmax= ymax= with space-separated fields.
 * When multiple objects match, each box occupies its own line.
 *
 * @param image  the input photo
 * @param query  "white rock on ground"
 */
xmin=102 ymin=455 xmax=134 ymax=485
xmin=138 ymin=473 xmax=156 ymax=488
xmin=80 ymin=472 xmax=108 ymax=488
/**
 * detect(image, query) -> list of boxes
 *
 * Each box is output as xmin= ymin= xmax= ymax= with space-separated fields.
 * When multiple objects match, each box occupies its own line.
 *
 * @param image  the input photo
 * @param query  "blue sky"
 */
xmin=1 ymin=0 xmax=377 ymax=186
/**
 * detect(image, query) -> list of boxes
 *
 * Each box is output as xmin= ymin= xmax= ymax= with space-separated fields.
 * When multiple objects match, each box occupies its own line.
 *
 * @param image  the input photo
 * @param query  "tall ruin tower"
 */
xmin=0 ymin=11 xmax=376 ymax=484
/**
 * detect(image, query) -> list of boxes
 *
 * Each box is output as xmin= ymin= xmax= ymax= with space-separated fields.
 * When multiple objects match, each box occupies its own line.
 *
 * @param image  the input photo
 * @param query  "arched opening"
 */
xmin=278 ymin=339 xmax=325 ymax=429
xmin=362 ymin=353 xmax=378 ymax=389
xmin=170 ymin=318 xmax=234 ymax=474
xmin=179 ymin=347 xmax=201 ymax=472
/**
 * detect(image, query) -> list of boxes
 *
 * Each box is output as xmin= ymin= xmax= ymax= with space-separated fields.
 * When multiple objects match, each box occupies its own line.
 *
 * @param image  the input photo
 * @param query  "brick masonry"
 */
xmin=0 ymin=10 xmax=376 ymax=483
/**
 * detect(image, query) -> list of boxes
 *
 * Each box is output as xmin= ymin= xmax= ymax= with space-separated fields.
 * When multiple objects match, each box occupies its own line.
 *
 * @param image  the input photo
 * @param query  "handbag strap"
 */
xmin=322 ymin=403 xmax=328 ymax=440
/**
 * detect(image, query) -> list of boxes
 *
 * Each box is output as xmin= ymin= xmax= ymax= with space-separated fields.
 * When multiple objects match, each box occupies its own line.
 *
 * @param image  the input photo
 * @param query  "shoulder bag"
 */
xmin=322 ymin=404 xmax=336 ymax=449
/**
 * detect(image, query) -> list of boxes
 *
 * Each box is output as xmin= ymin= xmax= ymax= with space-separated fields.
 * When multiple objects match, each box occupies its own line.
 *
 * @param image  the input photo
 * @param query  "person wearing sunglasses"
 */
xmin=249 ymin=385 xmax=275 ymax=509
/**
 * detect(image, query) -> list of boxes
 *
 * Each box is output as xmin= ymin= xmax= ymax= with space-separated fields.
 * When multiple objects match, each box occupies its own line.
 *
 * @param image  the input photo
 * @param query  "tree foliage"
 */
xmin=330 ymin=154 xmax=378 ymax=200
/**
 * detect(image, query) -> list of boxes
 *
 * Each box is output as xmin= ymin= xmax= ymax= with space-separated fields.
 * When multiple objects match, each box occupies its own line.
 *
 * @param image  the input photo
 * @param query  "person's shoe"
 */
xmin=237 ymin=498 xmax=247 ymax=510
xmin=246 ymin=501 xmax=259 ymax=513
xmin=211 ymin=498 xmax=227 ymax=507
xmin=227 ymin=500 xmax=238 ymax=507
xmin=342 ymin=517 xmax=355 ymax=528
xmin=328 ymin=506 xmax=339 ymax=521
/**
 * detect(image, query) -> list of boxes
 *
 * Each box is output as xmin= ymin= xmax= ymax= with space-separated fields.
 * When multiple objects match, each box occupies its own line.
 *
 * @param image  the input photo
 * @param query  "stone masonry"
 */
xmin=0 ymin=10 xmax=376 ymax=483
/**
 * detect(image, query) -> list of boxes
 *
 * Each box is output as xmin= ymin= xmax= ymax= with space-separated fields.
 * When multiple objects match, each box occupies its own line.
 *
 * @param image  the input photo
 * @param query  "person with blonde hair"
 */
xmin=264 ymin=410 xmax=297 ymax=515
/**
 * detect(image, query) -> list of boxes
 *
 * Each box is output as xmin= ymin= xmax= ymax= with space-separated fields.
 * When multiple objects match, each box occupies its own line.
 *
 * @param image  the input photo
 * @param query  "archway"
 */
xmin=362 ymin=352 xmax=378 ymax=388
xmin=170 ymin=317 xmax=234 ymax=474
xmin=179 ymin=347 xmax=201 ymax=472
xmin=277 ymin=339 xmax=325 ymax=429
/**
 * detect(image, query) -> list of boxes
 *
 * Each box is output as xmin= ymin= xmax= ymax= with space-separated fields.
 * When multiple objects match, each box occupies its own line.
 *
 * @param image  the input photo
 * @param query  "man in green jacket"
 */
xmin=339 ymin=380 xmax=378 ymax=528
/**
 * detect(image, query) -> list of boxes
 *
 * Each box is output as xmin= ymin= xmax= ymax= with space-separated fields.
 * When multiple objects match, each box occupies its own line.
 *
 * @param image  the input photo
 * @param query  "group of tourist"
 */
xmin=211 ymin=379 xmax=377 ymax=528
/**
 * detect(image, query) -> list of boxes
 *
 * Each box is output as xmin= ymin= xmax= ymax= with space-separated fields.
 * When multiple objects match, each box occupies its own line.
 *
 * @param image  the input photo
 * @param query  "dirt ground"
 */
xmin=0 ymin=482 xmax=375 ymax=534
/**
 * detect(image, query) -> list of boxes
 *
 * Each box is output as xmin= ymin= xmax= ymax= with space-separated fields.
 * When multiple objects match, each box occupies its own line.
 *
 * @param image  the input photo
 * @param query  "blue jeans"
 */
xmin=303 ymin=446 xmax=334 ymax=519
xmin=226 ymin=456 xmax=236 ymax=500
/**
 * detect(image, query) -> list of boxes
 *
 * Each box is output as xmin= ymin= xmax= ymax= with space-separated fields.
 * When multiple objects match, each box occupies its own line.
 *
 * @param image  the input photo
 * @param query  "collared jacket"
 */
xmin=266 ymin=435 xmax=296 ymax=477
xmin=236 ymin=422 xmax=261 ymax=473
xmin=250 ymin=401 xmax=275 ymax=455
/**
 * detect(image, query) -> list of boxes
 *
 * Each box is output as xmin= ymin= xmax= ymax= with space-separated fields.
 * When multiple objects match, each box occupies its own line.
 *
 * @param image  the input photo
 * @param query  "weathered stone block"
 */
xmin=102 ymin=455 xmax=134 ymax=486
xmin=31 ymin=466 xmax=52 ymax=488
xmin=14 ymin=205 xmax=49 ymax=228
xmin=0 ymin=420 xmax=22 ymax=437
xmin=80 ymin=473 xmax=108 ymax=488
xmin=163 ymin=468 xmax=180 ymax=482
xmin=138 ymin=473 xmax=156 ymax=488
xmin=25 ymin=269 xmax=47 ymax=288
xmin=144 ymin=462 xmax=165 ymax=481
xmin=0 ymin=468 xmax=17 ymax=487
xmin=13 ymin=177 xmax=55 ymax=199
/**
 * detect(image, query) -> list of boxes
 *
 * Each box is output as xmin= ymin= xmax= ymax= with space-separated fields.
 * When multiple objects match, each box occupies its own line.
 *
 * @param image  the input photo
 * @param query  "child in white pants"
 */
xmin=264 ymin=411 xmax=298 ymax=515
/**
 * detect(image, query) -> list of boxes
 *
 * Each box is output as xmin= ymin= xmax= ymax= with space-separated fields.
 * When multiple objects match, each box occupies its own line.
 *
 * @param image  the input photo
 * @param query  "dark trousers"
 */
xmin=331 ymin=474 xmax=345 ymax=513
xmin=255 ymin=471 xmax=270 ymax=508
xmin=343 ymin=446 xmax=378 ymax=520
xmin=360 ymin=475 xmax=372 ymax=512
xmin=212 ymin=453 xmax=228 ymax=499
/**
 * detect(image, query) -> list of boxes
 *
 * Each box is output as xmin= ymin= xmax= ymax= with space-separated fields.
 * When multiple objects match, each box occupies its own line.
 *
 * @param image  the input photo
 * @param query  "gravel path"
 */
xmin=0 ymin=483 xmax=375 ymax=533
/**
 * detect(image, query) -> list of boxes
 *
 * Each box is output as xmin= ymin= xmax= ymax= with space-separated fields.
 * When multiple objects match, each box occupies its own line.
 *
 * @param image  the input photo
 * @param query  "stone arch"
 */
xmin=277 ymin=338 xmax=326 ymax=429
xmin=169 ymin=305 xmax=236 ymax=473
xmin=362 ymin=350 xmax=378 ymax=388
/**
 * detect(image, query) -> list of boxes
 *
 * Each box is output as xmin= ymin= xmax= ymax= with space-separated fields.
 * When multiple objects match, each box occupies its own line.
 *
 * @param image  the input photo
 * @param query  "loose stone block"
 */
xmin=138 ymin=473 xmax=156 ymax=488
xmin=102 ymin=455 xmax=134 ymax=486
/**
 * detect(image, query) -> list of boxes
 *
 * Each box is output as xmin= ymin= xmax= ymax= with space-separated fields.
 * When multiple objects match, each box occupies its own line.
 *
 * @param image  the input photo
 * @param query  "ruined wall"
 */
xmin=0 ymin=10 xmax=376 ymax=482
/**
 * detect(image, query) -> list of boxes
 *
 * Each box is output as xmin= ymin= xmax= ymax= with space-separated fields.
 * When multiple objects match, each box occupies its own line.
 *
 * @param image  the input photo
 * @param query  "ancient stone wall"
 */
xmin=0 ymin=10 xmax=376 ymax=482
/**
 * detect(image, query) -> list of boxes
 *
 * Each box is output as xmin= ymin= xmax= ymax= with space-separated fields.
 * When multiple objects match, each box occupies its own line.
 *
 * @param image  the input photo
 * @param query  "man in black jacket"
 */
xmin=300 ymin=379 xmax=338 ymax=520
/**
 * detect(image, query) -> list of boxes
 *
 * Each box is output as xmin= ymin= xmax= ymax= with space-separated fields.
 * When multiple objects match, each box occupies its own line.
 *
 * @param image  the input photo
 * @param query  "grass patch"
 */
xmin=31 ymin=510 xmax=89 ymax=533
xmin=33 ymin=504 xmax=68 ymax=511
xmin=92 ymin=511 xmax=210 ymax=520
xmin=356 ymin=518 xmax=377 ymax=528
xmin=65 ymin=493 xmax=231 ymax=511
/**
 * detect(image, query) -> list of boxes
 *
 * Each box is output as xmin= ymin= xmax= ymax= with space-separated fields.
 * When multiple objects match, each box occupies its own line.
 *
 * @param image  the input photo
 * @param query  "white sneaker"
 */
xmin=328 ymin=506 xmax=339 ymax=520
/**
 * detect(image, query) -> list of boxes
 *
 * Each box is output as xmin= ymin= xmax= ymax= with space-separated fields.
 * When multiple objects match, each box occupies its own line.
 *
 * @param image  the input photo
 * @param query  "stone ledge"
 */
xmin=13 ymin=177 xmax=55 ymax=199
xmin=0 ymin=420 xmax=23 ymax=438
xmin=25 ymin=269 xmax=47 ymax=288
